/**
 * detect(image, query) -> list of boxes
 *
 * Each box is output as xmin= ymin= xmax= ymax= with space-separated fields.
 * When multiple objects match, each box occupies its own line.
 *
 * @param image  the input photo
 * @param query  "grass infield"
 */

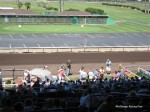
xmin=0 ymin=22 xmax=149 ymax=34
xmin=0 ymin=1 xmax=149 ymax=34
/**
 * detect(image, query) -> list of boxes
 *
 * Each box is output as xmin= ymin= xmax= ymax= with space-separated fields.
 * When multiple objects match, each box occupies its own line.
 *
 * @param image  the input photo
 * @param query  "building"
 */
xmin=0 ymin=10 xmax=109 ymax=24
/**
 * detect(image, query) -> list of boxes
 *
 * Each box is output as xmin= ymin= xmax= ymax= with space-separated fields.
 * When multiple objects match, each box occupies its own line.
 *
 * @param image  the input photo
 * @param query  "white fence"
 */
xmin=0 ymin=46 xmax=150 ymax=53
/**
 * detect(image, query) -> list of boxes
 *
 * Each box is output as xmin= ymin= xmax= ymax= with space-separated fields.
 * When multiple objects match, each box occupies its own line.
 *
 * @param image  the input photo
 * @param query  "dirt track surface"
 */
xmin=0 ymin=51 xmax=150 ymax=78
xmin=0 ymin=52 xmax=150 ymax=65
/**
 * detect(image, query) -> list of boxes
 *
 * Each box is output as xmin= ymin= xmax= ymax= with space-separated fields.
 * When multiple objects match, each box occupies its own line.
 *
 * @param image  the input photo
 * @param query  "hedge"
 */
xmin=102 ymin=3 xmax=149 ymax=14
xmin=46 ymin=6 xmax=58 ymax=11
xmin=65 ymin=9 xmax=80 ymax=11
xmin=85 ymin=7 xmax=104 ymax=15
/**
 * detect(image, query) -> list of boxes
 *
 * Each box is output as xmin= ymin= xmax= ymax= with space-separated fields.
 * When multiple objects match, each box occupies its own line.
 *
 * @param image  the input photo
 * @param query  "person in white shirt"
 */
xmin=88 ymin=69 xmax=94 ymax=81
xmin=106 ymin=59 xmax=112 ymax=75
xmin=79 ymin=66 xmax=87 ymax=81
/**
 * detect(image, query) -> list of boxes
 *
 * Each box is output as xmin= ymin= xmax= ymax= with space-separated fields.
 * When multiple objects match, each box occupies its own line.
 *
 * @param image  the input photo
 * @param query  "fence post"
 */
xmin=110 ymin=48 xmax=112 ymax=52
xmin=71 ymin=48 xmax=72 ymax=52
xmin=12 ymin=68 xmax=15 ymax=81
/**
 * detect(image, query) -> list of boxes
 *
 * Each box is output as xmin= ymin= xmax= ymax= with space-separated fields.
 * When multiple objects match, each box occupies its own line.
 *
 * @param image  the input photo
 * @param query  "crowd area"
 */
xmin=0 ymin=59 xmax=150 ymax=112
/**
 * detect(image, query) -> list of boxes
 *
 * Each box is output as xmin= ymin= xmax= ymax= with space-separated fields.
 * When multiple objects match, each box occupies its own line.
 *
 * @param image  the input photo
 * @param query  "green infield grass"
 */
xmin=0 ymin=1 xmax=149 ymax=34
xmin=0 ymin=23 xmax=149 ymax=34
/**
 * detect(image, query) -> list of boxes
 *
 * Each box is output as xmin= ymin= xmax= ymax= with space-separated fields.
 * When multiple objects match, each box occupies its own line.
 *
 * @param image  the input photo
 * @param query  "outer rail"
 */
xmin=0 ymin=46 xmax=150 ymax=53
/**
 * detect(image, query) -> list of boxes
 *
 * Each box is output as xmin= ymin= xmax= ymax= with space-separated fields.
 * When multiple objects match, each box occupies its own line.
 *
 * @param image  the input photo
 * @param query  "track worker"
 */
xmin=66 ymin=60 xmax=71 ymax=76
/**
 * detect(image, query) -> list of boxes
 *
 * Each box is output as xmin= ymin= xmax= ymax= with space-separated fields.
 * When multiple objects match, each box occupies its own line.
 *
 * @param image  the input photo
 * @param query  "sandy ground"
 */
xmin=0 ymin=52 xmax=150 ymax=80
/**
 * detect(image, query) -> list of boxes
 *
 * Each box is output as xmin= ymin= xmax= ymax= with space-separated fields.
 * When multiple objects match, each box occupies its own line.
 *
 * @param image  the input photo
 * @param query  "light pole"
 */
xmin=84 ymin=35 xmax=87 ymax=48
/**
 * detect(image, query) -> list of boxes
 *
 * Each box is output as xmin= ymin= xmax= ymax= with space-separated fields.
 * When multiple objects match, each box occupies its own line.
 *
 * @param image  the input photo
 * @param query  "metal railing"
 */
xmin=0 ymin=46 xmax=150 ymax=53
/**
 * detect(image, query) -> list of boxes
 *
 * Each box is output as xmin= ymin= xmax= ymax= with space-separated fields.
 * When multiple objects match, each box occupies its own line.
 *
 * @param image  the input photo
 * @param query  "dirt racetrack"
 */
xmin=1 ymin=51 xmax=150 ymax=65
xmin=0 ymin=51 xmax=150 ymax=78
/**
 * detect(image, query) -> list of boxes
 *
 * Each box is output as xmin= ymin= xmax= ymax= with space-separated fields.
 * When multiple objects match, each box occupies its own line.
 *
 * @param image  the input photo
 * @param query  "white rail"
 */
xmin=0 ymin=46 xmax=150 ymax=53
xmin=138 ymin=67 xmax=150 ymax=77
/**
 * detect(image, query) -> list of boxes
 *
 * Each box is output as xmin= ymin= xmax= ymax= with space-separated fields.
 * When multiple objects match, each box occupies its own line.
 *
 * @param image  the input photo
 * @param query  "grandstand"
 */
xmin=0 ymin=10 xmax=108 ymax=24
xmin=0 ymin=54 xmax=150 ymax=112
xmin=1 ymin=65 xmax=150 ymax=112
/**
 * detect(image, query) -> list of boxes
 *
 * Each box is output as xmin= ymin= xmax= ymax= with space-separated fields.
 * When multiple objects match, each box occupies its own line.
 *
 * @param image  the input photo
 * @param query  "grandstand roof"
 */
xmin=0 ymin=10 xmax=108 ymax=18
xmin=0 ymin=9 xmax=37 ymax=15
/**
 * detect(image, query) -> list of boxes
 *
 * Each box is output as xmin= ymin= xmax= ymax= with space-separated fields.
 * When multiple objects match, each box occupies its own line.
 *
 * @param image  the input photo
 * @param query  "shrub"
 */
xmin=6 ymin=80 xmax=11 ymax=84
xmin=46 ymin=6 xmax=54 ymax=10
xmin=53 ymin=8 xmax=58 ymax=11
xmin=102 ymin=3 xmax=148 ymax=13
xmin=46 ymin=6 xmax=58 ymax=11
xmin=12 ymin=81 xmax=16 ymax=84
xmin=85 ymin=7 xmax=104 ymax=15
xmin=65 ymin=9 xmax=79 ymax=11
xmin=5 ymin=80 xmax=17 ymax=89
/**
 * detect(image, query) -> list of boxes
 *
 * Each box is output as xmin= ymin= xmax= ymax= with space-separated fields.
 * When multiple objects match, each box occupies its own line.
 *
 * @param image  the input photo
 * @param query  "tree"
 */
xmin=36 ymin=0 xmax=47 ymax=8
xmin=59 ymin=0 xmax=64 ymax=12
xmin=17 ymin=2 xmax=23 ymax=9
xmin=25 ymin=2 xmax=31 ymax=10
xmin=59 ymin=0 xmax=62 ymax=12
